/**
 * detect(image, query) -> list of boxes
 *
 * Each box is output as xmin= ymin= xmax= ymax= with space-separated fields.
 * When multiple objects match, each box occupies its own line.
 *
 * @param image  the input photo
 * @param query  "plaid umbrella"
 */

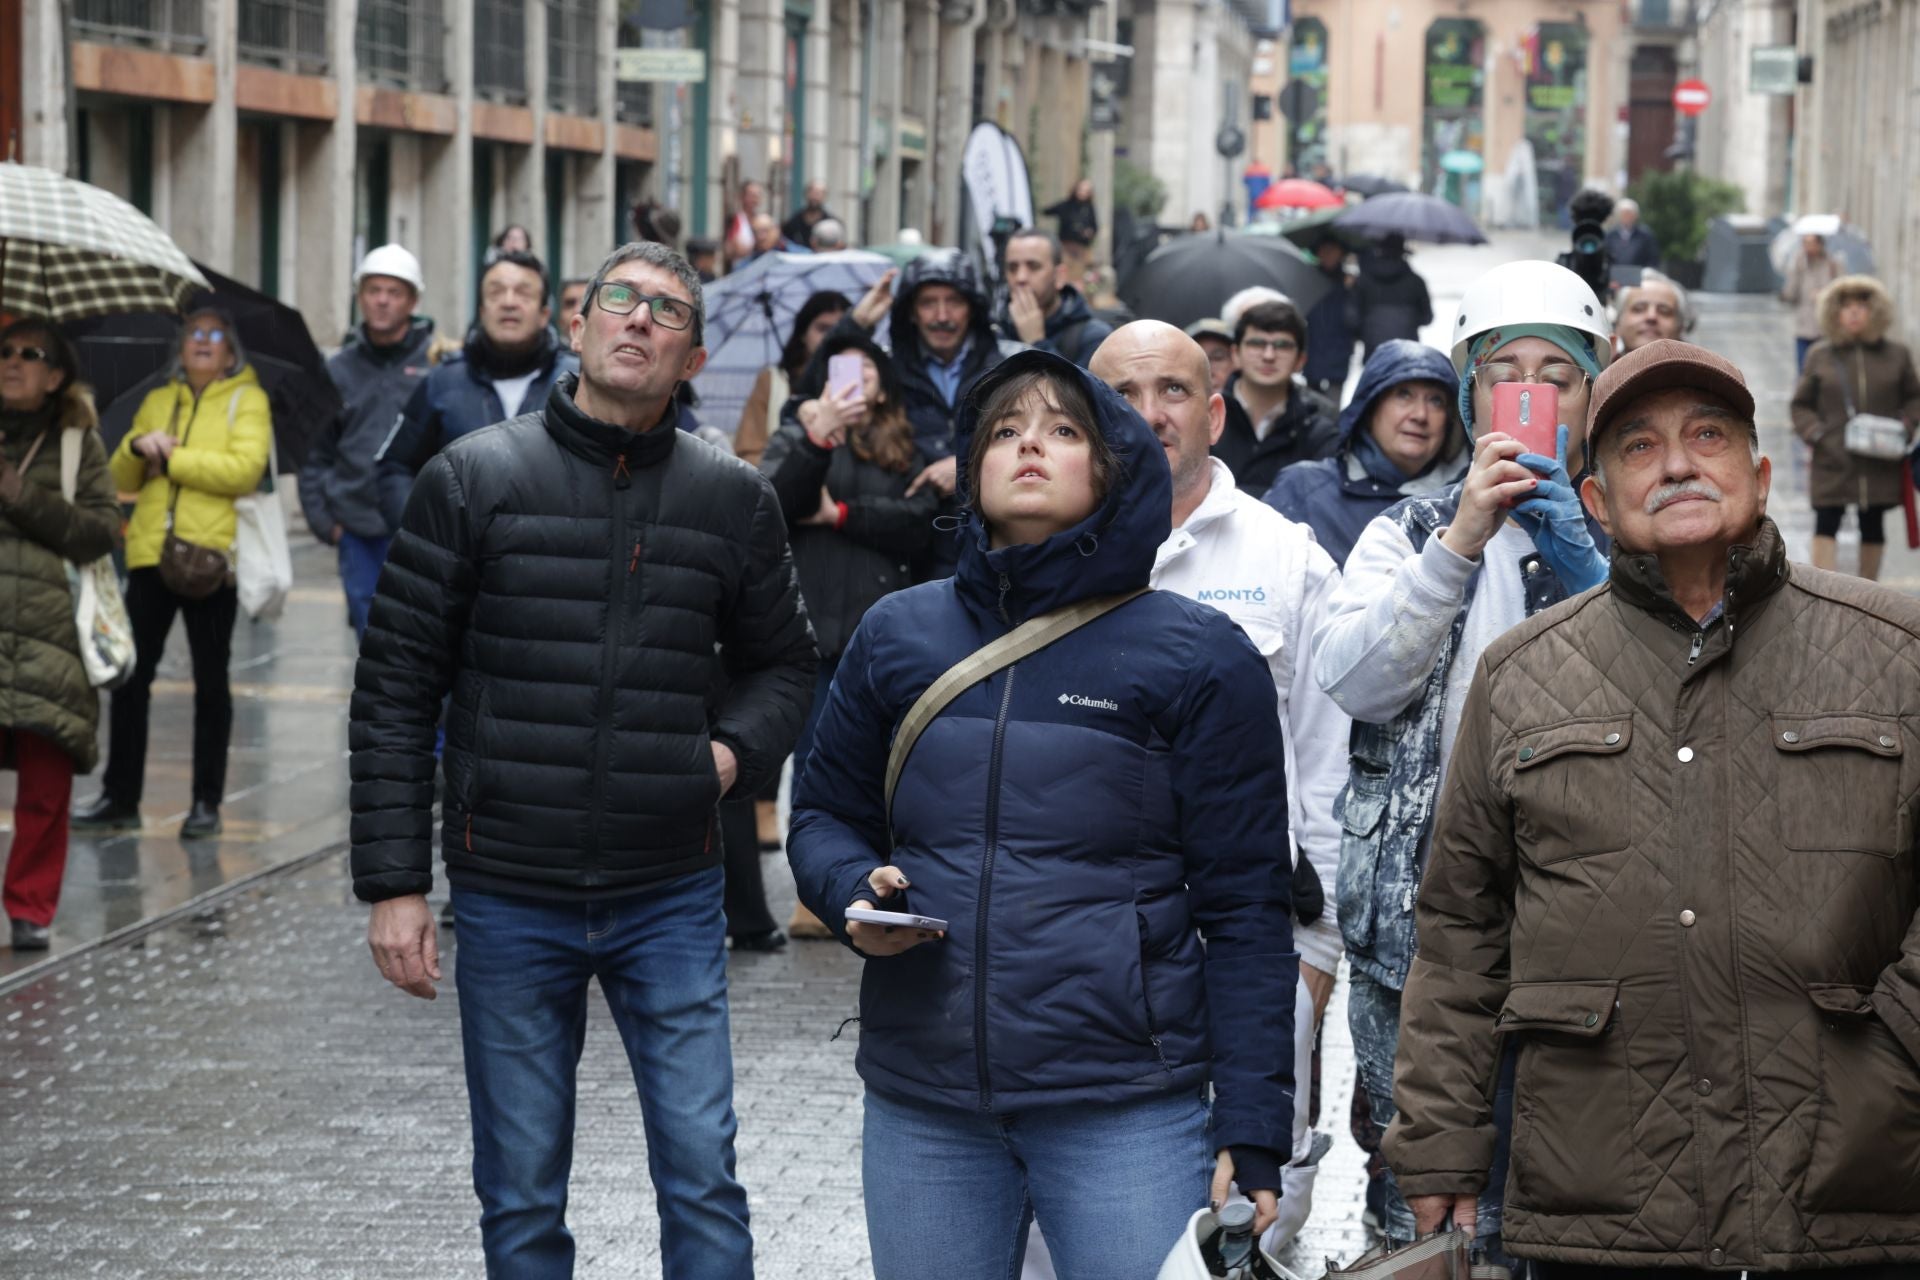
xmin=0 ymin=162 xmax=208 ymax=321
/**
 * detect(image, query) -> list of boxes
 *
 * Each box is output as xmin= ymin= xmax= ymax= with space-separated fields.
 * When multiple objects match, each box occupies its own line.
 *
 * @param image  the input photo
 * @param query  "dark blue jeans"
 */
xmin=337 ymin=530 xmax=392 ymax=641
xmin=788 ymin=650 xmax=841 ymax=790
xmin=452 ymin=868 xmax=752 ymax=1279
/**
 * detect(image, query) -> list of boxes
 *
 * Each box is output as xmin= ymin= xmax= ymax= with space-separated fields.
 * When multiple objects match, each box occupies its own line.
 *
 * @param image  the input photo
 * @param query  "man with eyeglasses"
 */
xmin=374 ymin=250 xmax=579 ymax=530
xmin=1212 ymin=299 xmax=1339 ymax=496
xmin=351 ymin=240 xmax=816 ymax=1278
xmin=1312 ymin=259 xmax=1614 ymax=1268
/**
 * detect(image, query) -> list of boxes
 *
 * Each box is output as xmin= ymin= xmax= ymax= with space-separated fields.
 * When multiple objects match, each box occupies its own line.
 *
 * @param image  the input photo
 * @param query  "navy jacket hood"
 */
xmin=1337 ymin=339 xmax=1461 ymax=445
xmin=951 ymin=350 xmax=1172 ymax=625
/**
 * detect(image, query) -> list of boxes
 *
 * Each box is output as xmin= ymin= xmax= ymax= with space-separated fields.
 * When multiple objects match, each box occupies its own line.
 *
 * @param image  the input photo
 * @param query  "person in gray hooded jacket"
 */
xmin=300 ymin=244 xmax=435 ymax=639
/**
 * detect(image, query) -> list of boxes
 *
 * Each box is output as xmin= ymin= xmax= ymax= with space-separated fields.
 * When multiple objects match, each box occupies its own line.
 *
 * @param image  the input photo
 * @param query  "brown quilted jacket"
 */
xmin=1385 ymin=518 xmax=1920 ymax=1269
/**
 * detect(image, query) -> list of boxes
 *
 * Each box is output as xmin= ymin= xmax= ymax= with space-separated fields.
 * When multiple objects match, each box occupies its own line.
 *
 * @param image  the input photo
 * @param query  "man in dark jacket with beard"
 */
xmin=1000 ymin=228 xmax=1112 ymax=369
xmin=1348 ymin=235 xmax=1434 ymax=361
xmin=352 ymin=241 xmax=816 ymax=1278
xmin=1214 ymin=298 xmax=1340 ymax=496
xmin=300 ymin=244 xmax=435 ymax=639
xmin=374 ymin=251 xmax=579 ymax=528
xmin=819 ymin=248 xmax=1023 ymax=578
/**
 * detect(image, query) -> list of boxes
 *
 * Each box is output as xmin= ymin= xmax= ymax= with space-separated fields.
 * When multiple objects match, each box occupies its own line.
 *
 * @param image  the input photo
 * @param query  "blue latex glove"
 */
xmin=1511 ymin=423 xmax=1608 ymax=593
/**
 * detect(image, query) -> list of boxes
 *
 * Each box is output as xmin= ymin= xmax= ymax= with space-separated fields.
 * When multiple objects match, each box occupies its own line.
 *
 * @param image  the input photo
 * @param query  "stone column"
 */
xmin=292 ymin=0 xmax=360 ymax=345
xmin=421 ymin=0 xmax=475 ymax=322
xmin=165 ymin=0 xmax=239 ymax=271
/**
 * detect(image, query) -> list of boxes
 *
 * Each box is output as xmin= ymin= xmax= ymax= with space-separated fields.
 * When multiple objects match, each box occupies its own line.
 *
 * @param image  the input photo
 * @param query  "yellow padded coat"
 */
xmin=110 ymin=366 xmax=271 ymax=570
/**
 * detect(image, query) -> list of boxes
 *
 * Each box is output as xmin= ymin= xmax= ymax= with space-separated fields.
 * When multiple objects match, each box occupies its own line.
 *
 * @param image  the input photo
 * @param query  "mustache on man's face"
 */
xmin=1644 ymin=478 xmax=1723 ymax=514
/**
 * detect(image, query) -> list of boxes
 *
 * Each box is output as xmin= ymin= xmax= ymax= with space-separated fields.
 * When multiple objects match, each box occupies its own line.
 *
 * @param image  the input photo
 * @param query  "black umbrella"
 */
xmin=1333 ymin=192 xmax=1487 ymax=246
xmin=66 ymin=261 xmax=340 ymax=471
xmin=1118 ymin=232 xmax=1332 ymax=331
xmin=1338 ymin=173 xmax=1411 ymax=199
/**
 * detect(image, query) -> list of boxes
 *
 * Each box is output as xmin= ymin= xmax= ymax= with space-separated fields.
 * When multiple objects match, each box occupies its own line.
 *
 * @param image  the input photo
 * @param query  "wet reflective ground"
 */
xmin=0 ymin=236 xmax=1900 ymax=1274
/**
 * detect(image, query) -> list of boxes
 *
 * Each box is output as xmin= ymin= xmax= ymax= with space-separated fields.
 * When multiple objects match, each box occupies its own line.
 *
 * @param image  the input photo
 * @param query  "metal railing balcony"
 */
xmin=238 ymin=0 xmax=329 ymax=75
xmin=357 ymin=0 xmax=449 ymax=93
xmin=70 ymin=0 xmax=205 ymax=55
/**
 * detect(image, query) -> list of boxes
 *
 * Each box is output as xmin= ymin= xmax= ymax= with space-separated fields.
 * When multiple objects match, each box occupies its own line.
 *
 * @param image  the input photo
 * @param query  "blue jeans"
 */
xmin=1796 ymin=336 xmax=1816 ymax=375
xmin=1348 ymin=968 xmax=1518 ymax=1268
xmin=337 ymin=530 xmax=392 ymax=641
xmin=862 ymin=1085 xmax=1212 ymax=1280
xmin=452 ymin=869 xmax=752 ymax=1279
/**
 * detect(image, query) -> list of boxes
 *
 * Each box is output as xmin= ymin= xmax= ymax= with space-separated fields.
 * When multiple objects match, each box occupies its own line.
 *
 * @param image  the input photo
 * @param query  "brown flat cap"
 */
xmin=1587 ymin=338 xmax=1755 ymax=448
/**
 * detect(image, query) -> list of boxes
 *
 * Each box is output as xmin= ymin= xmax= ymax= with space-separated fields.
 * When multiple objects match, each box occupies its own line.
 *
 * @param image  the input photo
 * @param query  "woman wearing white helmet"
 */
xmin=1310 ymin=259 xmax=1611 ymax=1268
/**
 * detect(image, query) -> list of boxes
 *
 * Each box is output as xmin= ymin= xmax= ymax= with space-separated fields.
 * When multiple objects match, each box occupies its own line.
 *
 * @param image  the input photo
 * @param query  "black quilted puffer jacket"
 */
xmin=1387 ymin=518 xmax=1920 ymax=1270
xmin=349 ymin=375 xmax=817 ymax=903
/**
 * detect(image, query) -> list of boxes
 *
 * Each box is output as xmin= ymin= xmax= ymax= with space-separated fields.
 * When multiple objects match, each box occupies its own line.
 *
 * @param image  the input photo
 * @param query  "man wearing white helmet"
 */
xmin=299 ymin=244 xmax=434 ymax=639
xmin=1311 ymin=258 xmax=1612 ymax=1263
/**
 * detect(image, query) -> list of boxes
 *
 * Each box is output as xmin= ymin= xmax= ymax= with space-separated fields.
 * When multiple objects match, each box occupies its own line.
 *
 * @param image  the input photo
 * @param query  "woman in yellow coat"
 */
xmin=71 ymin=308 xmax=270 ymax=841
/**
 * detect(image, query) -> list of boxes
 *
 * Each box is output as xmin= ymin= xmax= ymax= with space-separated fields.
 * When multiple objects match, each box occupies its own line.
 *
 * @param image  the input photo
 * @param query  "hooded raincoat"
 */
xmin=788 ymin=351 xmax=1298 ymax=1171
xmin=1263 ymin=340 xmax=1467 ymax=568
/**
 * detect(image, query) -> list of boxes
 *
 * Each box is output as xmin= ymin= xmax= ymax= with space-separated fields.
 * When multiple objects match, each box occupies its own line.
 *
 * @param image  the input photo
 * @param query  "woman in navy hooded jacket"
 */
xmin=788 ymin=350 xmax=1298 ymax=1278
xmin=1262 ymin=339 xmax=1467 ymax=568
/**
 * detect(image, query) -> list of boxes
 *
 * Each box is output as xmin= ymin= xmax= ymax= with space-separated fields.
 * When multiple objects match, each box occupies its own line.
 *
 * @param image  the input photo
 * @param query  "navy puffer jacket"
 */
xmin=1263 ymin=339 xmax=1466 ymax=568
xmin=788 ymin=351 xmax=1298 ymax=1164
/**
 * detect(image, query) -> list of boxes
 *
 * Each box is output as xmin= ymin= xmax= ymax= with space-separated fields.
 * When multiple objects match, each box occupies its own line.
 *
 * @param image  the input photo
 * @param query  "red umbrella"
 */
xmin=1254 ymin=179 xmax=1342 ymax=211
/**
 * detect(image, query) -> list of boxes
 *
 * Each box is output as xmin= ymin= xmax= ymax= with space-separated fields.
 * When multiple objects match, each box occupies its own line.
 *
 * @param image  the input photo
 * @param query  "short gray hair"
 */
xmin=586 ymin=241 xmax=705 ymax=344
xmin=810 ymin=218 xmax=848 ymax=251
xmin=1615 ymin=269 xmax=1695 ymax=335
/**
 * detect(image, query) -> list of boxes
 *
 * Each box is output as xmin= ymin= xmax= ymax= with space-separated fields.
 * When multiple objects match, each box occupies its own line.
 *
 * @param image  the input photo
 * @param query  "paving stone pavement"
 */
xmin=0 ymin=845 xmax=1375 ymax=1278
xmin=2 ymin=234 xmax=1871 ymax=1276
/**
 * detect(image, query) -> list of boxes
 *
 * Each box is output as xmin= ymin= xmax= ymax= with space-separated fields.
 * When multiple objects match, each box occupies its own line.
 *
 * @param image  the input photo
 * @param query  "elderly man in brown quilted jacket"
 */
xmin=1386 ymin=339 xmax=1920 ymax=1279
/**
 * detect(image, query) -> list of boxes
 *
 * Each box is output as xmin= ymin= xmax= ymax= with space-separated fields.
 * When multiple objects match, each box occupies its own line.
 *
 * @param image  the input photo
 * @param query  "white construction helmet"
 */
xmin=354 ymin=243 xmax=425 ymax=295
xmin=1448 ymin=258 xmax=1610 ymax=373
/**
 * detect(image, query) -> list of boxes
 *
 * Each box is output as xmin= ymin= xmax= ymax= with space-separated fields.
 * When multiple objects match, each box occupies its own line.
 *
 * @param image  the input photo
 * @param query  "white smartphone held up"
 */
xmin=826 ymin=352 xmax=865 ymax=400
xmin=844 ymin=906 xmax=948 ymax=932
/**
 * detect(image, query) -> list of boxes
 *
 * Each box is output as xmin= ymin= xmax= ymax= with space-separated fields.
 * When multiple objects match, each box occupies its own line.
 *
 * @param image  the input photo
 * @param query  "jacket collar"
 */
xmin=1178 ymin=458 xmax=1242 ymax=537
xmin=542 ymin=373 xmax=680 ymax=470
xmin=1608 ymin=516 xmax=1790 ymax=634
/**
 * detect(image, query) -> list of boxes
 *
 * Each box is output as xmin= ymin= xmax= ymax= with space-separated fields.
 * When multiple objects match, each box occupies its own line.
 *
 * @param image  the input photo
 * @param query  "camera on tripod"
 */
xmin=1557 ymin=188 xmax=1615 ymax=301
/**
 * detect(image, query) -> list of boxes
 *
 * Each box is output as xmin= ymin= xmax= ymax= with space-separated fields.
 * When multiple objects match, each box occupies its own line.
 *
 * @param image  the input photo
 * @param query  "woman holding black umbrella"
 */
xmin=73 ymin=307 xmax=270 ymax=841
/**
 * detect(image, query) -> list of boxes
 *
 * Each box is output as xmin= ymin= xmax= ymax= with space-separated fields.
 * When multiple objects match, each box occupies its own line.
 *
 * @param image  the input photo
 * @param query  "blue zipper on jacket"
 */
xmin=974 ymin=663 xmax=1018 ymax=1110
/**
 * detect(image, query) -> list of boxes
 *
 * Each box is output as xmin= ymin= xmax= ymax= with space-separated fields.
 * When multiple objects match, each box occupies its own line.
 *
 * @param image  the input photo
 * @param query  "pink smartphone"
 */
xmin=1490 ymin=381 xmax=1560 ymax=460
xmin=827 ymin=353 xmax=864 ymax=400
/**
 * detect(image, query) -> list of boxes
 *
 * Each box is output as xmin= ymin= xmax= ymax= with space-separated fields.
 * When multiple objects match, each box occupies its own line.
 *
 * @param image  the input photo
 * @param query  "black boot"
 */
xmin=70 ymin=794 xmax=142 ymax=832
xmin=180 ymin=800 xmax=222 ymax=840
xmin=9 ymin=918 xmax=50 ymax=951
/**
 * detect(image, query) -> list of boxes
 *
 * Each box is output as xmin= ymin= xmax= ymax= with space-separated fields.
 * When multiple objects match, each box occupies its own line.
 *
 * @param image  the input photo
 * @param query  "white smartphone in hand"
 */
xmin=844 ymin=907 xmax=948 ymax=932
xmin=827 ymin=352 xmax=865 ymax=400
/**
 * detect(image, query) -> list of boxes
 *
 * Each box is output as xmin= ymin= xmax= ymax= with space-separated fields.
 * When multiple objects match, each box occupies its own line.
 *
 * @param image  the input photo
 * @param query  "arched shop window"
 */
xmin=1422 ymin=18 xmax=1485 ymax=209
xmin=1523 ymin=22 xmax=1589 ymax=226
xmin=1286 ymin=19 xmax=1329 ymax=177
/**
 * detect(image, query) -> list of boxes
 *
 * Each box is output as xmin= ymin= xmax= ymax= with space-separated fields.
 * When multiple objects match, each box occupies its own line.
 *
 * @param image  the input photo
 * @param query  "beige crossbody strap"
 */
xmin=884 ymin=588 xmax=1148 ymax=830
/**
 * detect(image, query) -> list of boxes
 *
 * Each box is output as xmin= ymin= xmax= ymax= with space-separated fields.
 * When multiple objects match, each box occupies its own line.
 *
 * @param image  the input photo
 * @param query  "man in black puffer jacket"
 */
xmin=351 ymin=241 xmax=815 ymax=1278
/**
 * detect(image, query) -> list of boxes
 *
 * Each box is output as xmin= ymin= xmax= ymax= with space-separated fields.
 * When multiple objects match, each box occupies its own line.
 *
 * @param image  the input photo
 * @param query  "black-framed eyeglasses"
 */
xmin=1239 ymin=337 xmax=1299 ymax=355
xmin=0 ymin=344 xmax=50 ymax=364
xmin=591 ymin=282 xmax=698 ymax=333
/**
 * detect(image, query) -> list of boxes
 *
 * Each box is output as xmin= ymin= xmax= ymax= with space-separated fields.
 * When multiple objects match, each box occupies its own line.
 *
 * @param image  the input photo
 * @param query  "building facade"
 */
xmin=13 ymin=0 xmax=1103 ymax=344
xmin=1244 ymin=0 xmax=1628 ymax=227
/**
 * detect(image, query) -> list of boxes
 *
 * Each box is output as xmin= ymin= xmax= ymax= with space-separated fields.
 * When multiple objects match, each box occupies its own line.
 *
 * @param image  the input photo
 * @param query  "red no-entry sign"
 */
xmin=1673 ymin=79 xmax=1712 ymax=116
